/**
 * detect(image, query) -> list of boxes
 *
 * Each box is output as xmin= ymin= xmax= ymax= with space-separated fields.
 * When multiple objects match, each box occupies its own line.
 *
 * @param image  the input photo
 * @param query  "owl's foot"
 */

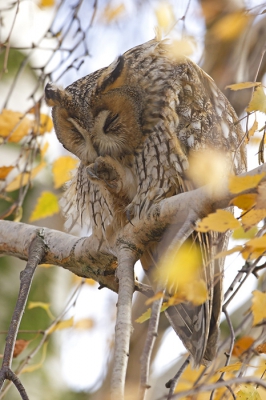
xmin=86 ymin=156 xmax=137 ymax=202
xmin=86 ymin=156 xmax=122 ymax=192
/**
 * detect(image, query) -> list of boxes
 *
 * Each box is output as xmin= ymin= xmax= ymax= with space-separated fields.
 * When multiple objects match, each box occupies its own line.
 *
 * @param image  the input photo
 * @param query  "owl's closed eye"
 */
xmin=45 ymin=57 xmax=144 ymax=164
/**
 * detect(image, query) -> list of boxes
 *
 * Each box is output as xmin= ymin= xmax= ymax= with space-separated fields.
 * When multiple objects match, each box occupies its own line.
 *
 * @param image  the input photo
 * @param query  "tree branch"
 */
xmin=0 ymin=232 xmax=46 ymax=399
xmin=172 ymin=376 xmax=266 ymax=399
xmin=110 ymin=247 xmax=137 ymax=400
xmin=0 ymin=162 xmax=265 ymax=284
xmin=139 ymin=291 xmax=164 ymax=400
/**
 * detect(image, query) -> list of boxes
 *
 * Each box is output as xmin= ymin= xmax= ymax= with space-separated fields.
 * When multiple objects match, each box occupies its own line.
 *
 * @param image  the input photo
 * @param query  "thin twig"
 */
xmin=0 ymin=232 xmax=45 ymax=398
xmin=171 ymin=376 xmax=266 ymax=399
xmin=139 ymin=290 xmax=165 ymax=400
xmin=166 ymin=356 xmax=190 ymax=399
xmin=0 ymin=0 xmax=20 ymax=79
xmin=210 ymin=308 xmax=235 ymax=400
xmin=0 ymin=279 xmax=85 ymax=399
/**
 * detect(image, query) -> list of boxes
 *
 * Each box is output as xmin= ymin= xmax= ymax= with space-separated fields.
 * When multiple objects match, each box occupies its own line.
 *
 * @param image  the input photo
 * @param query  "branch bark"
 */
xmin=0 ymin=163 xmax=265 ymax=283
xmin=110 ymin=248 xmax=137 ymax=400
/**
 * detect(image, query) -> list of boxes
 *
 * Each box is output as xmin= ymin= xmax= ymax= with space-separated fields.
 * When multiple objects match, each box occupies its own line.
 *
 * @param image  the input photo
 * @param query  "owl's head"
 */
xmin=45 ymin=56 xmax=144 ymax=165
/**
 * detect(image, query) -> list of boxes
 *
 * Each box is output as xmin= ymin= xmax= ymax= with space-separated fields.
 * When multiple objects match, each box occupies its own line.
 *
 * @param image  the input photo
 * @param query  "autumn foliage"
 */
xmin=1 ymin=1 xmax=266 ymax=400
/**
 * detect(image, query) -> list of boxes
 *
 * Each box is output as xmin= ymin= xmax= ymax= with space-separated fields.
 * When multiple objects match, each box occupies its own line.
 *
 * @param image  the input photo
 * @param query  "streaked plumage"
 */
xmin=45 ymin=38 xmax=246 ymax=366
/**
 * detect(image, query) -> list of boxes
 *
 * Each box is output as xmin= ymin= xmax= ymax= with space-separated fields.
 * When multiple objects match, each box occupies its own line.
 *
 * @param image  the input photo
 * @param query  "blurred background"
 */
xmin=0 ymin=0 xmax=266 ymax=399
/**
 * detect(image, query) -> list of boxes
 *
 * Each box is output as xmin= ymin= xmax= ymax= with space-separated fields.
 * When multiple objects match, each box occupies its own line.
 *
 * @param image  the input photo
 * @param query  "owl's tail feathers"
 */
xmin=164 ymin=265 xmax=222 ymax=367
xmin=141 ymin=243 xmax=223 ymax=367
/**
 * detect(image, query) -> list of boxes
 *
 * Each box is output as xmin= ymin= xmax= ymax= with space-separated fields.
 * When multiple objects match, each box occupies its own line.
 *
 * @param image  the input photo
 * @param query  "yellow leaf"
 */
xmin=72 ymin=276 xmax=97 ymax=285
xmin=229 ymin=173 xmax=265 ymax=194
xmin=212 ymin=12 xmax=249 ymax=41
xmin=197 ymin=210 xmax=240 ymax=233
xmin=136 ymin=303 xmax=168 ymax=323
xmin=252 ymin=291 xmax=266 ymax=325
xmin=187 ymin=150 xmax=228 ymax=188
xmin=214 ymin=245 xmax=243 ymax=259
xmin=246 ymin=235 xmax=266 ymax=250
xmin=22 ymin=342 xmax=48 ymax=373
xmin=47 ymin=317 xmax=74 ymax=334
xmin=241 ymin=209 xmax=266 ymax=230
xmin=180 ymin=364 xmax=205 ymax=384
xmin=248 ymin=120 xmax=259 ymax=141
xmin=0 ymin=109 xmax=31 ymax=142
xmin=184 ymin=279 xmax=208 ymax=306
xmin=218 ymin=362 xmax=242 ymax=373
xmin=14 ymin=206 xmax=23 ymax=222
xmin=231 ymin=193 xmax=257 ymax=210
xmin=52 ymin=156 xmax=78 ymax=189
xmin=135 ymin=308 xmax=152 ymax=323
xmin=167 ymin=39 xmax=195 ymax=61
xmin=155 ymin=2 xmax=175 ymax=31
xmin=39 ymin=264 xmax=54 ymax=268
xmin=233 ymin=336 xmax=254 ymax=357
xmin=0 ymin=166 xmax=14 ymax=180
xmin=242 ymin=233 xmax=266 ymax=259
xmin=174 ymin=382 xmax=192 ymax=393
xmin=236 ymin=384 xmax=262 ymax=400
xmin=145 ymin=291 xmax=164 ymax=306
xmin=41 ymin=142 xmax=49 ymax=159
xmin=256 ymin=182 xmax=266 ymax=209
xmin=74 ymin=318 xmax=94 ymax=330
xmin=246 ymin=86 xmax=266 ymax=113
xmin=250 ymin=136 xmax=262 ymax=146
xmin=39 ymin=0 xmax=54 ymax=6
xmin=36 ymin=114 xmax=53 ymax=135
xmin=85 ymin=278 xmax=96 ymax=285
xmin=102 ymin=3 xmax=125 ymax=23
xmin=232 ymin=226 xmax=257 ymax=240
xmin=156 ymin=242 xmax=202 ymax=292
xmin=6 ymin=161 xmax=46 ymax=192
xmin=166 ymin=294 xmax=184 ymax=307
xmin=28 ymin=301 xmax=55 ymax=319
xmin=29 ymin=191 xmax=59 ymax=222
xmin=226 ymin=82 xmax=261 ymax=91
xmin=242 ymin=247 xmax=265 ymax=261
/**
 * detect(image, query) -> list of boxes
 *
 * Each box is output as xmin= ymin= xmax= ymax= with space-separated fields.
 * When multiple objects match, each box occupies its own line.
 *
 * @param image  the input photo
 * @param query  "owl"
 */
xmin=45 ymin=38 xmax=246 ymax=366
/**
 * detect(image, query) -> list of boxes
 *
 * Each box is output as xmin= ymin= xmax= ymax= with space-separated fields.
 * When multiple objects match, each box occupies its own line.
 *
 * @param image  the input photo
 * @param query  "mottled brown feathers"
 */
xmin=45 ymin=38 xmax=246 ymax=366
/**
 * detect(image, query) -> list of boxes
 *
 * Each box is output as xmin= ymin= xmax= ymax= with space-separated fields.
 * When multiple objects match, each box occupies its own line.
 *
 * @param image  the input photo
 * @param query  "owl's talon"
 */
xmin=105 ymin=180 xmax=117 ymax=189
xmin=86 ymin=166 xmax=99 ymax=180
xmin=126 ymin=209 xmax=134 ymax=226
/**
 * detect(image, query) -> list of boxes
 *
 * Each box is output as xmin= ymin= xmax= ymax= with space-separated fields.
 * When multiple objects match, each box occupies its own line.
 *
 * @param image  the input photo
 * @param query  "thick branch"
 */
xmin=0 ymin=163 xmax=265 ymax=287
xmin=110 ymin=248 xmax=137 ymax=400
xmin=0 ymin=222 xmax=119 ymax=292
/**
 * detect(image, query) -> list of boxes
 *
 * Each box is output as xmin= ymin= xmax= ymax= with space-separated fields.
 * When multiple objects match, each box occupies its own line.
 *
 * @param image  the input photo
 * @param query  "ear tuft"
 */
xmin=98 ymin=56 xmax=126 ymax=93
xmin=45 ymin=83 xmax=70 ymax=107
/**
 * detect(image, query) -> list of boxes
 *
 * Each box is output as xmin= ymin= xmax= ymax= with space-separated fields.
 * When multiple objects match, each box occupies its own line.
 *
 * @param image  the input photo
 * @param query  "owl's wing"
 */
xmin=134 ymin=51 xmax=246 ymax=366
xmin=141 ymin=227 xmax=226 ymax=367
xmin=166 ymin=230 xmax=228 ymax=366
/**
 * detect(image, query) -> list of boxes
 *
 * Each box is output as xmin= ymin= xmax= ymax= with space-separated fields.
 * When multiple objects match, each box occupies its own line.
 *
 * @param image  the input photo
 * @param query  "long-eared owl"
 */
xmin=45 ymin=38 xmax=246 ymax=366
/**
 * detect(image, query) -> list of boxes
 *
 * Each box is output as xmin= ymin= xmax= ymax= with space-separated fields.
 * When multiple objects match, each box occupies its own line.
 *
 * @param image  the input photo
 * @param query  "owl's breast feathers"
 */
xmin=46 ymin=39 xmax=246 ymax=366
